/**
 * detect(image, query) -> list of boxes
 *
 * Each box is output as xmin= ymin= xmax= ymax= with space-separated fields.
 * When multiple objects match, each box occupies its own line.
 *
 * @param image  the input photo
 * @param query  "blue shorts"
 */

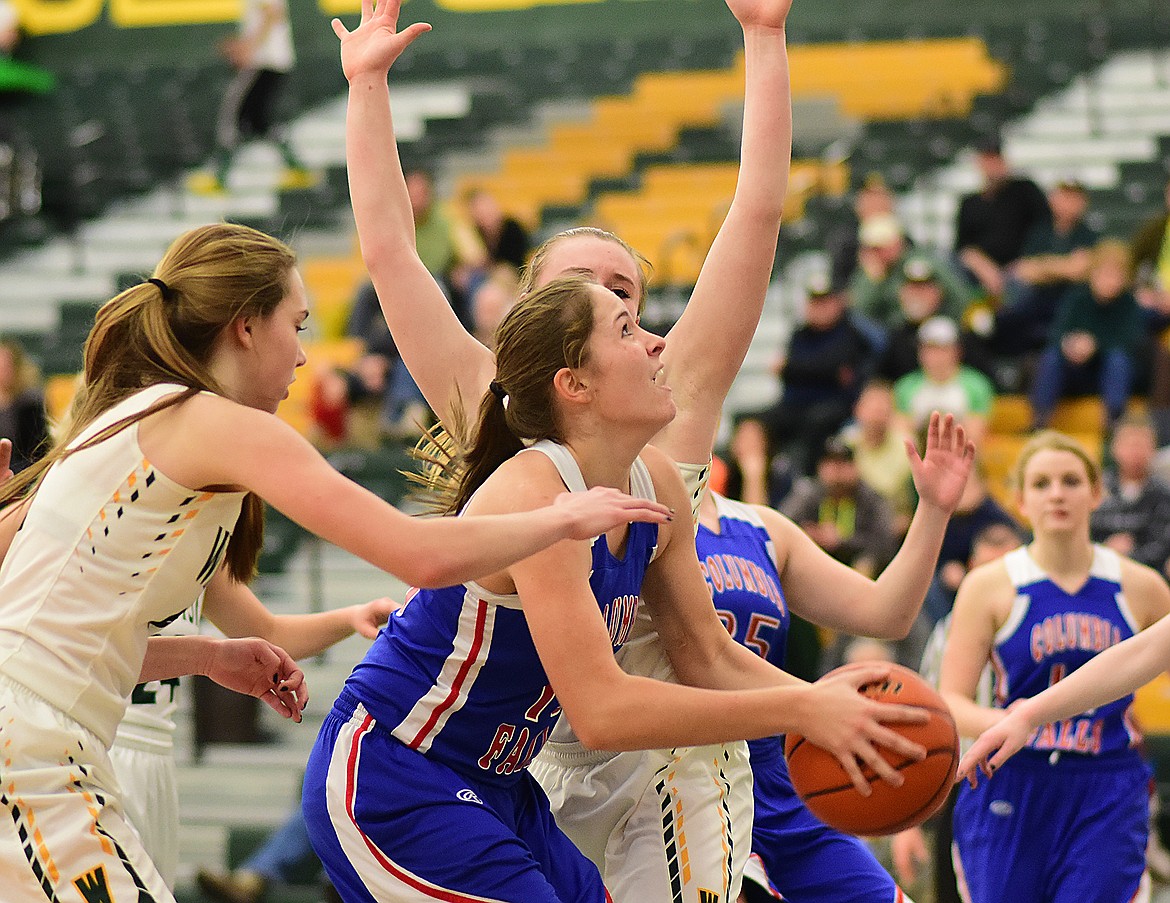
xmin=953 ymin=749 xmax=1150 ymax=903
xmin=302 ymin=693 xmax=609 ymax=903
xmin=747 ymin=743 xmax=902 ymax=902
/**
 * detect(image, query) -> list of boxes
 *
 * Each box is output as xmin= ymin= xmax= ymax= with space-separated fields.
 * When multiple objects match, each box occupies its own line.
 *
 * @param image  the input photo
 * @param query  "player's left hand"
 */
xmin=724 ymin=0 xmax=793 ymax=30
xmin=204 ymin=637 xmax=308 ymax=723
xmin=906 ymin=411 xmax=976 ymax=515
xmin=350 ymin=596 xmax=402 ymax=639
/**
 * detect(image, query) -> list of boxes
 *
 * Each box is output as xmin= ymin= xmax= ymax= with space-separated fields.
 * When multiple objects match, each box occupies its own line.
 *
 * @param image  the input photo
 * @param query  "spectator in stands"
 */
xmin=893 ymin=316 xmax=996 ymax=448
xmin=992 ymin=178 xmax=1099 ymax=358
xmin=1091 ymin=412 xmax=1170 ymax=578
xmin=826 ymin=171 xmax=897 ymax=286
xmin=721 ymin=415 xmax=794 ymax=510
xmin=840 ymin=379 xmax=915 ymax=533
xmin=852 ymin=216 xmax=974 ymax=333
xmin=874 ymin=256 xmax=989 ymax=383
xmin=954 ymin=138 xmax=1050 ymax=299
xmin=742 ymin=271 xmax=874 ymax=477
xmin=1030 ymin=239 xmax=1145 ymax=433
xmin=190 ymin=0 xmax=313 ymax=196
xmin=780 ymin=435 xmax=899 ymax=579
xmin=0 ymin=338 xmax=47 ymax=472
xmin=922 ymin=473 xmax=1023 ymax=626
xmin=1131 ymin=176 xmax=1170 ymax=312
xmin=465 ymin=187 xmax=531 ymax=273
xmin=469 ymin=265 xmax=519 ymax=349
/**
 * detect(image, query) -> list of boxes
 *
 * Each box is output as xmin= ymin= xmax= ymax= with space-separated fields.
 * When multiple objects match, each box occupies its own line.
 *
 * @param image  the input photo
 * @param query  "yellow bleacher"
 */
xmin=457 ymin=37 xmax=1006 ymax=248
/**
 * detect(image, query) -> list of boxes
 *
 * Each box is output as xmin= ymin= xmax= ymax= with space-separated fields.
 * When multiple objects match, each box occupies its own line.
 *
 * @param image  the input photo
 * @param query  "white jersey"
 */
xmin=115 ymin=595 xmax=203 ymax=752
xmin=242 ymin=0 xmax=294 ymax=73
xmin=0 ymin=384 xmax=245 ymax=747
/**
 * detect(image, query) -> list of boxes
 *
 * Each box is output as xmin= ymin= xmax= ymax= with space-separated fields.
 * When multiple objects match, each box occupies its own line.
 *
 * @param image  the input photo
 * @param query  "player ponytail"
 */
xmin=417 ymin=276 xmax=596 ymax=514
xmin=0 ymin=223 xmax=296 ymax=581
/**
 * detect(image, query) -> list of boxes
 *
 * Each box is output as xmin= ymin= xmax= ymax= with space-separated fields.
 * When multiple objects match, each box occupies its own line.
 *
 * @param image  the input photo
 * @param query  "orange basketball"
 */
xmin=784 ymin=662 xmax=959 ymax=836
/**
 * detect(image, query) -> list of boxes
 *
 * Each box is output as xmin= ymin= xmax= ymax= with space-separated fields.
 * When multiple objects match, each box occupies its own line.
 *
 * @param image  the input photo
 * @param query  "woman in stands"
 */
xmin=941 ymin=431 xmax=1169 ymax=902
xmin=301 ymin=272 xmax=935 ymax=902
xmin=334 ymin=0 xmax=799 ymax=895
xmin=0 ymin=222 xmax=669 ymax=903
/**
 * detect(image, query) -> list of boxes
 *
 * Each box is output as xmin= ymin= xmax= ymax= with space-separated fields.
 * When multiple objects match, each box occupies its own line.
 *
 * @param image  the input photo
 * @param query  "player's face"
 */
xmin=1017 ymin=448 xmax=1101 ymax=533
xmin=577 ymin=284 xmax=673 ymax=430
xmin=535 ymin=235 xmax=642 ymax=317
xmin=239 ymin=269 xmax=309 ymax=414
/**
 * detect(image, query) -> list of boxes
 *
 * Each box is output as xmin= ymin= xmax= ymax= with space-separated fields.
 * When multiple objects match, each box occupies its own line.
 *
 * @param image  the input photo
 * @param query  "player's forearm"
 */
xmin=267 ymin=610 xmax=360 ymax=659
xmin=140 ymin=636 xmax=220 ymax=682
xmin=347 ymin=74 xmax=416 ymax=262
xmin=863 ymin=502 xmax=952 ymax=636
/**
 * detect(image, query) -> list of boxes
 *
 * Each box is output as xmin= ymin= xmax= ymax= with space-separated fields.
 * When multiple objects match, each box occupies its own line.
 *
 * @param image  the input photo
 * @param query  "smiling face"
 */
xmin=1016 ymin=446 xmax=1101 ymax=535
xmin=573 ymin=283 xmax=674 ymax=432
xmin=237 ymin=268 xmax=309 ymax=414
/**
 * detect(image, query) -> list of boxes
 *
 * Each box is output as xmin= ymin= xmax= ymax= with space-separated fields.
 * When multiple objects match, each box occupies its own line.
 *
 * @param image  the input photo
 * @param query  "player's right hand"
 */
xmin=554 ymin=486 xmax=672 ymax=541
xmin=333 ymin=0 xmax=431 ymax=82
xmin=802 ymin=664 xmax=929 ymax=796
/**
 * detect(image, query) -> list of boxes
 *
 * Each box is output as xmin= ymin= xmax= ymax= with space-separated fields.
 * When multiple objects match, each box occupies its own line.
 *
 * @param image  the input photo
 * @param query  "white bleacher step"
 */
xmin=1004 ymin=135 xmax=1159 ymax=166
xmin=2 ymin=271 xmax=115 ymax=306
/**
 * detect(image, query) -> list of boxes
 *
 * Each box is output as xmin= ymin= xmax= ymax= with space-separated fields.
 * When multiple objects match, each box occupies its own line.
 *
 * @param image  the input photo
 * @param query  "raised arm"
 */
xmin=767 ymin=412 xmax=975 ymax=638
xmin=203 ymin=567 xmax=399 ymax=659
xmin=142 ymin=393 xmax=670 ymax=590
xmin=335 ymin=0 xmax=494 ymax=423
xmin=959 ymin=562 xmax=1170 ymax=782
xmin=655 ymin=0 xmax=793 ymax=464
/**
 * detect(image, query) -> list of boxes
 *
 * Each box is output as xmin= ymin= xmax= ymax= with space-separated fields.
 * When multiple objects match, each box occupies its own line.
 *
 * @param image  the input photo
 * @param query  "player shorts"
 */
xmin=303 ymin=691 xmax=609 ymax=903
xmin=530 ymin=736 xmax=753 ymax=903
xmin=953 ymin=749 xmax=1150 ymax=903
xmin=109 ymin=737 xmax=180 ymax=888
xmin=0 ymin=674 xmax=175 ymax=903
xmin=742 ymin=743 xmax=906 ymax=903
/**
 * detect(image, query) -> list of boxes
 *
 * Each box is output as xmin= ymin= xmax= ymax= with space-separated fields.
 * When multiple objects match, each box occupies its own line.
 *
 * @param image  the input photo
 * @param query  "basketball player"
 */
xmin=301 ymin=274 xmax=934 ymax=902
xmin=0 ymin=224 xmax=669 ymax=903
xmin=333 ymin=0 xmax=798 ymax=895
xmin=695 ymin=413 xmax=972 ymax=903
xmin=111 ymin=588 xmax=398 ymax=888
xmin=939 ymin=431 xmax=1169 ymax=902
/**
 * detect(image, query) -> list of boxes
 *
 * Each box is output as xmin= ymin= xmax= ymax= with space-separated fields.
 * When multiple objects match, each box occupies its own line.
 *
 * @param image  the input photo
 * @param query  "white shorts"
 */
xmin=109 ymin=739 xmax=180 ymax=889
xmin=0 ymin=675 xmax=175 ymax=902
xmin=530 ymin=739 xmax=753 ymax=903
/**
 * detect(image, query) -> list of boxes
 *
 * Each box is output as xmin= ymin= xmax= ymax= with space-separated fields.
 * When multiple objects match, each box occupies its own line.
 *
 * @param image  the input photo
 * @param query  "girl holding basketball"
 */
xmin=697 ymin=413 xmax=972 ymax=903
xmin=0 ymin=224 xmax=668 ymax=903
xmin=300 ymin=274 xmax=935 ymax=903
xmin=939 ymin=430 xmax=1170 ymax=903
xmin=335 ymin=0 xmax=804 ymax=896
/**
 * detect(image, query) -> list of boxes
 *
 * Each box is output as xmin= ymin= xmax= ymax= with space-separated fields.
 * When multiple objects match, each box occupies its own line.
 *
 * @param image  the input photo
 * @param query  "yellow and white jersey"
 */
xmin=0 ymin=384 xmax=245 ymax=747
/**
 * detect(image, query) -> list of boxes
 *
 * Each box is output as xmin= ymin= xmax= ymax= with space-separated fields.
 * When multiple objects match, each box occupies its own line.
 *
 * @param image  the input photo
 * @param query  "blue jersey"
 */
xmin=696 ymin=494 xmax=788 ymax=760
xmin=341 ymin=441 xmax=658 ymax=786
xmin=993 ymin=544 xmax=1141 ymax=758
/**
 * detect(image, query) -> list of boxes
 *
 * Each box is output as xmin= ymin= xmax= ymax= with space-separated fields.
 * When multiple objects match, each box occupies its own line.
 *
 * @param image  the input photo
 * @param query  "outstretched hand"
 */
xmin=350 ymin=596 xmax=402 ymax=640
xmin=905 ymin=411 xmax=976 ymax=515
xmin=801 ymin=663 xmax=929 ymax=796
xmin=554 ymin=486 xmax=672 ymax=542
xmin=333 ymin=0 xmax=431 ymax=82
xmin=204 ymin=637 xmax=308 ymax=723
xmin=724 ymin=0 xmax=794 ymax=30
xmin=956 ymin=705 xmax=1034 ymax=787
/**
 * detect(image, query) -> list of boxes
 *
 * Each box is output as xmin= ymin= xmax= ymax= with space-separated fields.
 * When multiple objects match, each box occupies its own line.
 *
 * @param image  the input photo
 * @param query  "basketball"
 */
xmin=784 ymin=662 xmax=959 ymax=836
